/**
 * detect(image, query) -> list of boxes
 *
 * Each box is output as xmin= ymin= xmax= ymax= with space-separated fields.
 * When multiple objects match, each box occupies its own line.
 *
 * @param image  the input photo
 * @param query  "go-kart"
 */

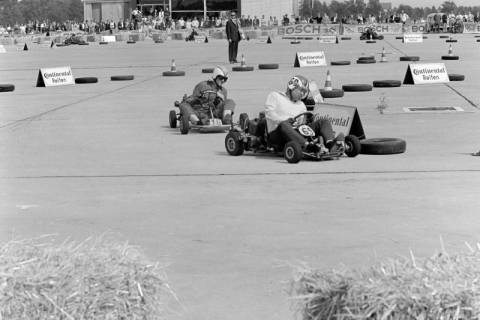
xmin=225 ymin=112 xmax=361 ymax=163
xmin=169 ymin=95 xmax=230 ymax=134
xmin=359 ymin=28 xmax=384 ymax=40
xmin=64 ymin=34 xmax=88 ymax=45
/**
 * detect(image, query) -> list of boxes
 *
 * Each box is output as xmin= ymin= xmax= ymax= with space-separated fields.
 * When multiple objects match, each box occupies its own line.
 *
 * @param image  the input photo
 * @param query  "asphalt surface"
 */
xmin=1 ymin=33 xmax=479 ymax=320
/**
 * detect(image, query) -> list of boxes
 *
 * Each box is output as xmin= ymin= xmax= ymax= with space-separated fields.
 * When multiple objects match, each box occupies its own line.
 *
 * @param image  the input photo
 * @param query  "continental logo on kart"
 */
xmin=294 ymin=51 xmax=327 ymax=67
xmin=312 ymin=103 xmax=365 ymax=139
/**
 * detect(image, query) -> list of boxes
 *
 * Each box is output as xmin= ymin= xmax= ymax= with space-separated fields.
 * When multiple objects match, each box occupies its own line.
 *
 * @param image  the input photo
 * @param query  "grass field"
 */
xmin=0 ymin=33 xmax=479 ymax=320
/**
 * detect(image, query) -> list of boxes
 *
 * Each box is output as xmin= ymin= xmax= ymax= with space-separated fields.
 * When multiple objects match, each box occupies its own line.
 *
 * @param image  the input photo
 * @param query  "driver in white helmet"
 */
xmin=179 ymin=65 xmax=235 ymax=125
xmin=252 ymin=75 xmax=344 ymax=153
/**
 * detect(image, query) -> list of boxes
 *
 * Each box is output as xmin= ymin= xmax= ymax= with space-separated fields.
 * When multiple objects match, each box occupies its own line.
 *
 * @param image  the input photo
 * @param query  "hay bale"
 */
xmin=0 ymin=235 xmax=177 ymax=319
xmin=289 ymin=247 xmax=480 ymax=320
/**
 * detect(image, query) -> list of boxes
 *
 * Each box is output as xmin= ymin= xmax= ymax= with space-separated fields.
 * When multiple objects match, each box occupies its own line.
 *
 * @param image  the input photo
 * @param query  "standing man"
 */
xmin=226 ymin=11 xmax=241 ymax=64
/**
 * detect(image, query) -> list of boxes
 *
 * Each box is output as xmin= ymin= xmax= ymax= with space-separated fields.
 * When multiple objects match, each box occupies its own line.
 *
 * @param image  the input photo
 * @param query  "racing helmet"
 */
xmin=287 ymin=75 xmax=309 ymax=100
xmin=212 ymin=65 xmax=229 ymax=82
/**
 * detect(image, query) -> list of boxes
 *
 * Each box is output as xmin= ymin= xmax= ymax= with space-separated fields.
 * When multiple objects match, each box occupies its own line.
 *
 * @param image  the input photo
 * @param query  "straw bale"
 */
xmin=0 ymin=234 xmax=178 ymax=320
xmin=289 ymin=248 xmax=480 ymax=320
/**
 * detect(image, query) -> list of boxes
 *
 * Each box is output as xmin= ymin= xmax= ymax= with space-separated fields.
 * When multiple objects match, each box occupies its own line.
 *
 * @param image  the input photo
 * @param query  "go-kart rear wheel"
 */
xmin=180 ymin=114 xmax=190 ymax=134
xmin=225 ymin=132 xmax=244 ymax=156
xmin=239 ymin=113 xmax=249 ymax=131
xmin=169 ymin=110 xmax=177 ymax=128
xmin=345 ymin=135 xmax=361 ymax=157
xmin=284 ymin=141 xmax=303 ymax=163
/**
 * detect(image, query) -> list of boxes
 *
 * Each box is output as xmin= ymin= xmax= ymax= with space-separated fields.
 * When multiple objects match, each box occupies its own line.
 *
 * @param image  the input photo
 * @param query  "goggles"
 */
xmin=216 ymin=76 xmax=228 ymax=82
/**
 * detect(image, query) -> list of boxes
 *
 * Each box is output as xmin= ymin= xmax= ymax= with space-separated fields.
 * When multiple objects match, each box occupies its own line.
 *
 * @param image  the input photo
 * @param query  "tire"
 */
xmin=127 ymin=40 xmax=136 ymax=44
xmin=356 ymin=59 xmax=376 ymax=64
xmin=99 ymin=41 xmax=108 ymax=45
xmin=232 ymin=66 xmax=254 ymax=71
xmin=320 ymin=88 xmax=344 ymax=98
xmin=239 ymin=113 xmax=249 ymax=130
xmin=342 ymin=84 xmax=373 ymax=92
xmin=366 ymin=40 xmax=376 ymax=43
xmin=345 ymin=135 xmax=361 ymax=158
xmin=448 ymin=74 xmax=465 ymax=81
xmin=111 ymin=75 xmax=134 ymax=81
xmin=201 ymin=68 xmax=214 ymax=73
xmin=399 ymin=56 xmax=420 ymax=61
xmin=395 ymin=36 xmax=403 ymax=40
xmin=75 ymin=77 xmax=98 ymax=84
xmin=179 ymin=114 xmax=190 ymax=134
xmin=358 ymin=56 xmax=375 ymax=61
xmin=154 ymin=40 xmax=164 ymax=43
xmin=284 ymin=141 xmax=303 ymax=163
xmin=423 ymin=36 xmax=428 ymax=39
xmin=290 ymin=41 xmax=301 ymax=44
xmin=360 ymin=138 xmax=406 ymax=155
xmin=340 ymin=37 xmax=351 ymax=40
xmin=258 ymin=63 xmax=279 ymax=70
xmin=373 ymin=80 xmax=401 ymax=88
xmin=0 ymin=84 xmax=15 ymax=92
xmin=441 ymin=55 xmax=459 ymax=60
xmin=169 ymin=110 xmax=177 ymax=128
xmin=477 ymin=39 xmax=480 ymax=42
xmin=225 ymin=132 xmax=244 ymax=156
xmin=163 ymin=71 xmax=186 ymax=76
xmin=439 ymin=35 xmax=449 ymax=38
xmin=446 ymin=39 xmax=457 ymax=43
xmin=331 ymin=60 xmax=351 ymax=66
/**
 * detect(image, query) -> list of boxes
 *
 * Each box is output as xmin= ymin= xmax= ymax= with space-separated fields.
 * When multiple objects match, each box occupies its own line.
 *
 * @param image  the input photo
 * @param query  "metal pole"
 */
xmin=203 ymin=0 xmax=207 ymax=21
xmin=168 ymin=0 xmax=171 ymax=18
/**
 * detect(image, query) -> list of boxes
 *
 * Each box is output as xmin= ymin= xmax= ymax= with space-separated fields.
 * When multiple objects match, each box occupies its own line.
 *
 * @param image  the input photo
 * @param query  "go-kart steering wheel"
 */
xmin=291 ymin=111 xmax=315 ymax=125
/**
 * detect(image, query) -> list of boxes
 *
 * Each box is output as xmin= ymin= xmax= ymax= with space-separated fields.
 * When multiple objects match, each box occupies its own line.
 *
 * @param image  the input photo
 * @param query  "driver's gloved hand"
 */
xmin=287 ymin=117 xmax=295 ymax=124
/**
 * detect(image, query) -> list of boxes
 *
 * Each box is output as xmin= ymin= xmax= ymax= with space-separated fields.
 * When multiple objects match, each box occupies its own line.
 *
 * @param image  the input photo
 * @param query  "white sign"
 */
xmin=36 ymin=66 xmax=75 ymax=87
xmin=101 ymin=35 xmax=116 ymax=43
xmin=311 ymin=103 xmax=365 ymax=138
xmin=0 ymin=45 xmax=5 ymax=53
xmin=318 ymin=35 xmax=337 ymax=43
xmin=403 ymin=63 xmax=449 ymax=85
xmin=294 ymin=51 xmax=327 ymax=67
xmin=403 ymin=34 xmax=423 ymax=43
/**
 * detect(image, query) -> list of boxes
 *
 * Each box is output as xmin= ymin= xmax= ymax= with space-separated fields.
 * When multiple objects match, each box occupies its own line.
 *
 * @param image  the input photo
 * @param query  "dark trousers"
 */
xmin=263 ymin=119 xmax=338 ymax=148
xmin=228 ymin=40 xmax=239 ymax=62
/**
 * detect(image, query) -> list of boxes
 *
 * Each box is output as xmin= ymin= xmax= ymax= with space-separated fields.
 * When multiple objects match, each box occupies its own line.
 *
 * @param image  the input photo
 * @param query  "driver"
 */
xmin=178 ymin=65 xmax=235 ymax=125
xmin=253 ymin=75 xmax=344 ymax=153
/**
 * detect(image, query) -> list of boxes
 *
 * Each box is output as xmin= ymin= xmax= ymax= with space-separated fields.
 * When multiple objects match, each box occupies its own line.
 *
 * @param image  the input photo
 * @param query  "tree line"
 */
xmin=0 ymin=0 xmax=83 ymax=25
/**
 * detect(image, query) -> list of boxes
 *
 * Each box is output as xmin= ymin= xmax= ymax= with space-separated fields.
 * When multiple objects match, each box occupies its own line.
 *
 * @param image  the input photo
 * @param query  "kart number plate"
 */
xmin=298 ymin=125 xmax=315 ymax=137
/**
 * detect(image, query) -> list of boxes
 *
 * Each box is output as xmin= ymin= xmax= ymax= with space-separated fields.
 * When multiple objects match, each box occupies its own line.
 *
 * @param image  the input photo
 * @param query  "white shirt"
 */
xmin=265 ymin=91 xmax=306 ymax=133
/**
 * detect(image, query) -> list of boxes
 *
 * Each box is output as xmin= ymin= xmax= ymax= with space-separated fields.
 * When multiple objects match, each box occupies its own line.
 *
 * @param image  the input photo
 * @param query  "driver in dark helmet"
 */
xmin=178 ymin=65 xmax=235 ymax=125
xmin=251 ymin=75 xmax=345 ymax=153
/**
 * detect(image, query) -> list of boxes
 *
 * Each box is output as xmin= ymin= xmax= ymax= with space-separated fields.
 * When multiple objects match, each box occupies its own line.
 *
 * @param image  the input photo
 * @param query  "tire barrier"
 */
xmin=342 ymin=84 xmax=373 ymax=92
xmin=163 ymin=71 xmax=186 ymax=76
xmin=0 ymin=84 xmax=15 ymax=92
xmin=373 ymin=80 xmax=401 ymax=88
xmin=258 ymin=63 xmax=279 ymax=70
xmin=360 ymin=138 xmax=406 ymax=155
xmin=331 ymin=60 xmax=351 ymax=66
xmin=75 ymin=77 xmax=98 ymax=84
xmin=201 ymin=68 xmax=214 ymax=73
xmin=446 ymin=39 xmax=457 ymax=42
xmin=399 ymin=56 xmax=420 ymax=61
xmin=126 ymin=40 xmax=136 ymax=44
xmin=154 ymin=40 xmax=164 ymax=43
xmin=232 ymin=66 xmax=254 ymax=72
xmin=340 ymin=37 xmax=351 ymax=40
xmin=448 ymin=74 xmax=465 ymax=81
xmin=356 ymin=59 xmax=376 ymax=64
xmin=111 ymin=75 xmax=134 ymax=81
xmin=441 ymin=55 xmax=459 ymax=60
xmin=395 ymin=36 xmax=403 ymax=40
xmin=358 ymin=56 xmax=375 ymax=61
xmin=366 ymin=40 xmax=376 ymax=43
xmin=290 ymin=41 xmax=301 ymax=44
xmin=320 ymin=89 xmax=344 ymax=98
xmin=439 ymin=35 xmax=449 ymax=38
xmin=99 ymin=41 xmax=108 ymax=45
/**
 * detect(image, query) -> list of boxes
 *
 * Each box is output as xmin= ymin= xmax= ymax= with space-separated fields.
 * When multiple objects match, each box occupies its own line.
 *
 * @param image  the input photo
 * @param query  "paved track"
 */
xmin=1 ymin=34 xmax=479 ymax=320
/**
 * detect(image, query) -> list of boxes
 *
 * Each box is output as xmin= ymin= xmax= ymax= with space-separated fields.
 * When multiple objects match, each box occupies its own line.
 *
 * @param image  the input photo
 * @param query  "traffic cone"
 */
xmin=335 ymin=36 xmax=339 ymax=44
xmin=204 ymin=36 xmax=208 ymax=43
xmin=23 ymin=43 xmax=28 ymax=51
xmin=50 ymin=40 xmax=55 ymax=48
xmin=448 ymin=44 xmax=453 ymax=56
xmin=240 ymin=54 xmax=246 ymax=67
xmin=324 ymin=70 xmax=333 ymax=91
xmin=267 ymin=36 xmax=272 ymax=44
xmin=380 ymin=47 xmax=387 ymax=62
xmin=170 ymin=59 xmax=177 ymax=72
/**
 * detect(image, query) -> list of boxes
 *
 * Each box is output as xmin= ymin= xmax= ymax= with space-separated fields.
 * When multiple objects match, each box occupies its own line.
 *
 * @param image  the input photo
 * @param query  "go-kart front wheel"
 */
xmin=284 ymin=141 xmax=303 ymax=163
xmin=180 ymin=114 xmax=190 ymax=134
xmin=345 ymin=135 xmax=361 ymax=157
xmin=225 ymin=132 xmax=244 ymax=156
xmin=169 ymin=110 xmax=177 ymax=128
